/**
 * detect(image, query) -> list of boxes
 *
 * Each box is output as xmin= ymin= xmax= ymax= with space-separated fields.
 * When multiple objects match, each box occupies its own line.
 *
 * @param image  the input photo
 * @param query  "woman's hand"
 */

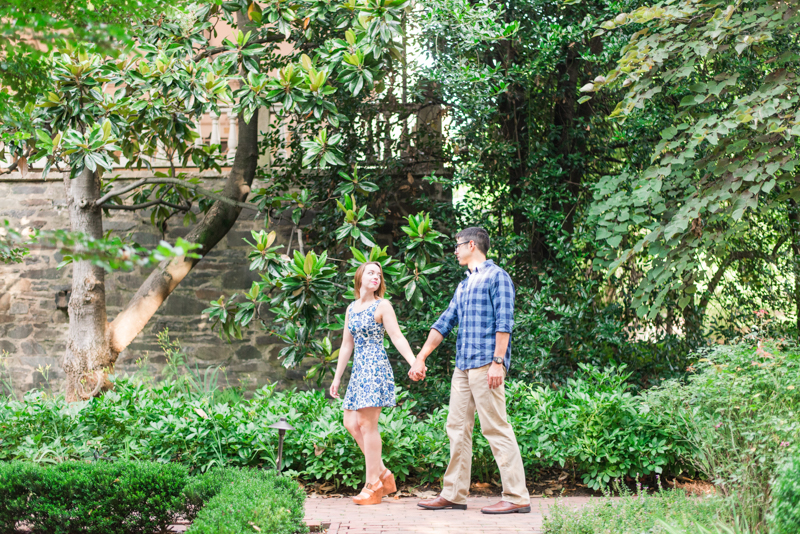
xmin=330 ymin=378 xmax=341 ymax=398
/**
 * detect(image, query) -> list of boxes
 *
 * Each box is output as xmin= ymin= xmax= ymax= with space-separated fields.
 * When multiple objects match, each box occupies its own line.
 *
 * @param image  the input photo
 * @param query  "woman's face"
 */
xmin=361 ymin=264 xmax=382 ymax=295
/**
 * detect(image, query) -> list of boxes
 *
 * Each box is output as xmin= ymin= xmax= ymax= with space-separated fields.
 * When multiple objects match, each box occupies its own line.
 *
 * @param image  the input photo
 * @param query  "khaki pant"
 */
xmin=440 ymin=364 xmax=530 ymax=506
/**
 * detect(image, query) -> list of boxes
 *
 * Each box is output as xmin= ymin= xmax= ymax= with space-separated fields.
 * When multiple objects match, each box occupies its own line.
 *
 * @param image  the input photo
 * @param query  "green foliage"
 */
xmin=0 ymin=362 xmax=692 ymax=491
xmin=591 ymin=0 xmax=800 ymax=322
xmin=512 ymin=366 xmax=692 ymax=490
xmin=186 ymin=468 xmax=308 ymax=534
xmin=543 ymin=481 xmax=731 ymax=534
xmin=769 ymin=454 xmax=800 ymax=534
xmin=0 ymin=218 xmax=201 ymax=269
xmin=0 ymin=460 xmax=187 ymax=534
xmin=0 ymin=461 xmax=306 ymax=534
xmin=643 ymin=342 xmax=800 ymax=531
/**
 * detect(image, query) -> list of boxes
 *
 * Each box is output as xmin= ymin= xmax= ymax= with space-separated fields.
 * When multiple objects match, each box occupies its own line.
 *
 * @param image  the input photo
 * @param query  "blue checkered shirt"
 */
xmin=432 ymin=259 xmax=515 ymax=371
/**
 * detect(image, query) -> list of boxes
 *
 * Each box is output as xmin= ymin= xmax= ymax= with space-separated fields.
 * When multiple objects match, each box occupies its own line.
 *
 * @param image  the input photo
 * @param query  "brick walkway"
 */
xmin=304 ymin=495 xmax=596 ymax=533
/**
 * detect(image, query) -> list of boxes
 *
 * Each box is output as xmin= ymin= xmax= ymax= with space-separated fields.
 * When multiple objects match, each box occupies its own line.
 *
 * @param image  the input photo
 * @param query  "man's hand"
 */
xmin=409 ymin=358 xmax=427 ymax=381
xmin=487 ymin=362 xmax=505 ymax=389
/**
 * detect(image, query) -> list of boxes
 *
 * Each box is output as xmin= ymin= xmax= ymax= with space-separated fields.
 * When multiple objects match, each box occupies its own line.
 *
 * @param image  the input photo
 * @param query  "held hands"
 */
xmin=329 ymin=378 xmax=341 ymax=399
xmin=408 ymin=357 xmax=427 ymax=382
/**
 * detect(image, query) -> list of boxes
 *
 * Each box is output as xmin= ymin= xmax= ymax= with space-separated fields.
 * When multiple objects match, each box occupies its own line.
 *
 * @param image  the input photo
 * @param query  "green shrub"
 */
xmin=0 ymin=461 xmax=306 ymax=534
xmin=542 ymin=483 xmax=729 ymax=534
xmin=643 ymin=342 xmax=800 ymax=531
xmin=0 ymin=460 xmax=187 ymax=534
xmin=0 ymin=365 xmax=693 ymax=491
xmin=187 ymin=468 xmax=308 ymax=534
xmin=508 ymin=365 xmax=692 ymax=490
xmin=770 ymin=454 xmax=800 ymax=534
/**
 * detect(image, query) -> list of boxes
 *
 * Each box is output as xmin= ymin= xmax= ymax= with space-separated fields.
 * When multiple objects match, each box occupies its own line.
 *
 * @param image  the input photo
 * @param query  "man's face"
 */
xmin=454 ymin=238 xmax=474 ymax=266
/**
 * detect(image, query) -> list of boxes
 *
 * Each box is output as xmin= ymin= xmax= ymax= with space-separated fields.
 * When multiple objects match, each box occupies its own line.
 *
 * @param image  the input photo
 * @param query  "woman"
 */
xmin=330 ymin=261 xmax=418 ymax=505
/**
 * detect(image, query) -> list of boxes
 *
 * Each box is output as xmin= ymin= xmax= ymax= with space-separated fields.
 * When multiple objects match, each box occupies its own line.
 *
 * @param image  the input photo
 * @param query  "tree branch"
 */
xmin=108 ymin=10 xmax=263 ymax=360
xmin=95 ymin=177 xmax=259 ymax=212
xmin=0 ymin=147 xmax=33 ymax=175
xmin=193 ymin=34 xmax=285 ymax=62
xmin=100 ymin=199 xmax=189 ymax=211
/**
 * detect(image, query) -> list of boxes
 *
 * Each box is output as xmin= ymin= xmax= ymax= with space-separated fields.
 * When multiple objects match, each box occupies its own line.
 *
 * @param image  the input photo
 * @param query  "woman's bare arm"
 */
xmin=377 ymin=300 xmax=416 ymax=366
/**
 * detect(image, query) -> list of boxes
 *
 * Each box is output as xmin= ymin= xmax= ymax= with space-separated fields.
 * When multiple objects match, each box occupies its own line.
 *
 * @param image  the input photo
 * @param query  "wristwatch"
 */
xmin=492 ymin=357 xmax=505 ymax=367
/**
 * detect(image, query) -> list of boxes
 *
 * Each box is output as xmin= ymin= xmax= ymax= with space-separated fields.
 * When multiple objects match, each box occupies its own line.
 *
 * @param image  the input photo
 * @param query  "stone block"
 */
xmin=20 ymin=340 xmax=46 ymax=356
xmin=226 ymin=264 xmax=261 ymax=290
xmin=0 ymin=340 xmax=16 ymax=354
xmin=26 ymin=268 xmax=59 ymax=280
xmin=163 ymin=294 xmax=208 ymax=316
xmin=132 ymin=232 xmax=160 ymax=246
xmin=103 ymin=220 xmax=137 ymax=231
xmin=255 ymin=335 xmax=283 ymax=346
xmin=9 ymin=302 xmax=29 ymax=315
xmin=12 ymin=186 xmax=46 ymax=195
xmin=9 ymin=279 xmax=32 ymax=293
xmin=6 ymin=324 xmax=33 ymax=339
xmin=187 ymin=344 xmax=234 ymax=363
xmin=235 ymin=345 xmax=263 ymax=360
xmin=195 ymin=288 xmax=225 ymax=301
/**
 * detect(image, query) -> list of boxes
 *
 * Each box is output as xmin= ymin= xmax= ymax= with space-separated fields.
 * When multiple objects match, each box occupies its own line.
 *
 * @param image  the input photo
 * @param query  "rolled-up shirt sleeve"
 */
xmin=432 ymin=296 xmax=459 ymax=338
xmin=491 ymin=271 xmax=515 ymax=333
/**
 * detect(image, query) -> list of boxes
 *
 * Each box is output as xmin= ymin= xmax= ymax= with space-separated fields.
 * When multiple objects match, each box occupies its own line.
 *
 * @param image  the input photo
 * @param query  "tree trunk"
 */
xmin=59 ymin=11 xmax=263 ymax=400
xmin=63 ymin=168 xmax=113 ymax=402
xmin=789 ymin=200 xmax=800 ymax=334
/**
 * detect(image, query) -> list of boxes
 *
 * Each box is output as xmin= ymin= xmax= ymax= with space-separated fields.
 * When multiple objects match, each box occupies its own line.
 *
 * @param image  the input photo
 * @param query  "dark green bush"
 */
xmin=0 ymin=460 xmax=187 ymax=534
xmin=0 ymin=462 xmax=306 ymax=534
xmin=770 ymin=454 xmax=800 ymax=534
xmin=187 ymin=468 xmax=308 ymax=534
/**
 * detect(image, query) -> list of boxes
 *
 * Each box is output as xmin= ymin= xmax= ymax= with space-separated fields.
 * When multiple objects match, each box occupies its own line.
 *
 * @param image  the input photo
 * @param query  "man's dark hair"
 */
xmin=456 ymin=227 xmax=490 ymax=254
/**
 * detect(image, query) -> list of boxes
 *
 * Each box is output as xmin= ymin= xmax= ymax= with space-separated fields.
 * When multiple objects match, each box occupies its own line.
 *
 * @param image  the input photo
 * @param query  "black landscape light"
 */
xmin=269 ymin=417 xmax=295 ymax=473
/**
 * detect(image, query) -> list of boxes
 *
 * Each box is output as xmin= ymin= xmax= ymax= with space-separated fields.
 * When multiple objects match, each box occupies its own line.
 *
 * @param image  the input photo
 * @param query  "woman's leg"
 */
xmin=345 ymin=408 xmax=387 ymax=474
xmin=356 ymin=407 xmax=383 ymax=484
xmin=343 ymin=409 xmax=366 ymax=453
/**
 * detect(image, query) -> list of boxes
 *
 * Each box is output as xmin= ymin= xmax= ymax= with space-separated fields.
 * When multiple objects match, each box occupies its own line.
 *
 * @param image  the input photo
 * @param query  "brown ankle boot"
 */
xmin=379 ymin=468 xmax=397 ymax=496
xmin=352 ymin=479 xmax=384 ymax=505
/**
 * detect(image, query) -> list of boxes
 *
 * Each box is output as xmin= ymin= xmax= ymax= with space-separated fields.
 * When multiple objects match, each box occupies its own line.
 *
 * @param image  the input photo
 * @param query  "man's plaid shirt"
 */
xmin=432 ymin=259 xmax=515 ymax=371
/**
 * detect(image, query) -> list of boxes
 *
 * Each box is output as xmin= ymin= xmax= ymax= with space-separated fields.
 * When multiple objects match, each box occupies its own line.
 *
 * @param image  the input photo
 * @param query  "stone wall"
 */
xmin=0 ymin=172 xmax=317 ymax=397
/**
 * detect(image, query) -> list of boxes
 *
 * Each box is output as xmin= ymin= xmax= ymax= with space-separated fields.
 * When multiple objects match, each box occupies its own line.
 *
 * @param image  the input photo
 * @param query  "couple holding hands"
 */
xmin=329 ymin=227 xmax=531 ymax=514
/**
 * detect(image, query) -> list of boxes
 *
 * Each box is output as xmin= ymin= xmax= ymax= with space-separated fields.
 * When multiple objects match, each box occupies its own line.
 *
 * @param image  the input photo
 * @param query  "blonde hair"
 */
xmin=353 ymin=261 xmax=386 ymax=298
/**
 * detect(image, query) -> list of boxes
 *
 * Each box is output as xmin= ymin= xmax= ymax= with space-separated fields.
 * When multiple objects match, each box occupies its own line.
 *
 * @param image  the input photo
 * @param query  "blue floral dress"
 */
xmin=342 ymin=299 xmax=396 ymax=410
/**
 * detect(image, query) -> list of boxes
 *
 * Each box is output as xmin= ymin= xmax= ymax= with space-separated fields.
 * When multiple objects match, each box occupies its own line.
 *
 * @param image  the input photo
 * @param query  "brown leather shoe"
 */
xmin=481 ymin=500 xmax=531 ymax=514
xmin=417 ymin=495 xmax=467 ymax=510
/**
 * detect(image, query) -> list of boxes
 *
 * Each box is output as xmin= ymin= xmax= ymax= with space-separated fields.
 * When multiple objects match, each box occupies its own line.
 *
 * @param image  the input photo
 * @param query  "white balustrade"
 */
xmin=209 ymin=112 xmax=221 ymax=147
xmin=225 ymin=108 xmax=238 ymax=162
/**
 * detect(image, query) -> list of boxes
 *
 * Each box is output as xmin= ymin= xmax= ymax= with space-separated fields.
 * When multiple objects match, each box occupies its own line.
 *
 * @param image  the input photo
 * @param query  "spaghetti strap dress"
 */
xmin=342 ymin=299 xmax=397 ymax=410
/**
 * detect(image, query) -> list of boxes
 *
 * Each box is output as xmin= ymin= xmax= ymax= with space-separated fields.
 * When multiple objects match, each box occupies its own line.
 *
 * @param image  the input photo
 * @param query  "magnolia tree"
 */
xmin=1 ymin=0 xmax=412 ymax=400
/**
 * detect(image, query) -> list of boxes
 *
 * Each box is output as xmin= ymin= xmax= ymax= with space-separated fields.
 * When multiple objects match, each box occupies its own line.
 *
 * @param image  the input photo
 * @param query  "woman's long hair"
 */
xmin=353 ymin=261 xmax=386 ymax=298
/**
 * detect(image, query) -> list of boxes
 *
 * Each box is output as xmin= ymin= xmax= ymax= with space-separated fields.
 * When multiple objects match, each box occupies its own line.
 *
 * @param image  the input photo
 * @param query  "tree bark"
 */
xmin=63 ymin=168 xmax=113 ymax=402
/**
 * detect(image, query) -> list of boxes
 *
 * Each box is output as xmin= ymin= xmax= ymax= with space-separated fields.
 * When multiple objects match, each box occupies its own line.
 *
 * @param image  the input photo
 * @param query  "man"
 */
xmin=409 ymin=227 xmax=531 ymax=514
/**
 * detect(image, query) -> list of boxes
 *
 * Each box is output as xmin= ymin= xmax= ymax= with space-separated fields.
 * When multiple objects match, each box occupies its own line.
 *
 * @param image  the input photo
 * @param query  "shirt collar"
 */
xmin=465 ymin=259 xmax=495 ymax=277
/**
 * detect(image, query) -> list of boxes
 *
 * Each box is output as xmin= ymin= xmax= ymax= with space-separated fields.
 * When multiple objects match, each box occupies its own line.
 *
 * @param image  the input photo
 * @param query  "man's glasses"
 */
xmin=454 ymin=241 xmax=471 ymax=252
